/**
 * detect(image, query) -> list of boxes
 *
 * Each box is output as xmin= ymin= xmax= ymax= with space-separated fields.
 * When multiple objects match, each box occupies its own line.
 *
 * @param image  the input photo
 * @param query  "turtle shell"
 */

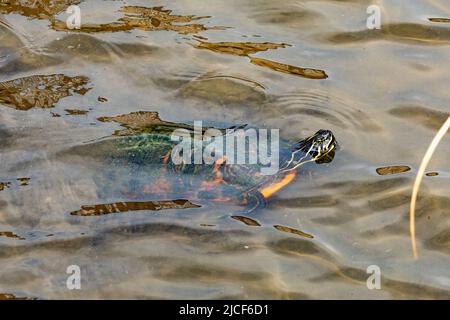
xmin=77 ymin=131 xmax=295 ymax=202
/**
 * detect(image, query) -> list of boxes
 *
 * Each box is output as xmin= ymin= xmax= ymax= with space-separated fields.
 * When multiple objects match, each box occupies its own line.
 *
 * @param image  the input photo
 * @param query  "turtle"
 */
xmin=71 ymin=125 xmax=338 ymax=215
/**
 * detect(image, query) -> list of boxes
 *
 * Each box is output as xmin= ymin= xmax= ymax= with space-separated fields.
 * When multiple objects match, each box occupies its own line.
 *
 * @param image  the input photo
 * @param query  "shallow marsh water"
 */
xmin=0 ymin=0 xmax=450 ymax=299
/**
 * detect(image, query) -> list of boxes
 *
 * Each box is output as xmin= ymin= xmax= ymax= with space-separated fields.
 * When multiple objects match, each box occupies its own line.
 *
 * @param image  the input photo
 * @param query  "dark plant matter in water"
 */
xmin=0 ymin=0 xmax=449 ymax=300
xmin=0 ymin=74 xmax=90 ymax=110
xmin=0 ymin=0 xmax=81 ymax=19
xmin=51 ymin=5 xmax=224 ymax=35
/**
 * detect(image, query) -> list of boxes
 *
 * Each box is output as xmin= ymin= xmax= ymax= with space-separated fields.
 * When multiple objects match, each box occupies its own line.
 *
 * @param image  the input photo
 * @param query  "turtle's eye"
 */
xmin=311 ymin=130 xmax=337 ymax=162
xmin=316 ymin=136 xmax=325 ymax=143
xmin=285 ymin=130 xmax=337 ymax=171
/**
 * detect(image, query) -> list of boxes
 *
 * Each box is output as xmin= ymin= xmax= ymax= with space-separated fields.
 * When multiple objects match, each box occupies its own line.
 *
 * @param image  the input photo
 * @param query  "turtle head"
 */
xmin=285 ymin=130 xmax=337 ymax=171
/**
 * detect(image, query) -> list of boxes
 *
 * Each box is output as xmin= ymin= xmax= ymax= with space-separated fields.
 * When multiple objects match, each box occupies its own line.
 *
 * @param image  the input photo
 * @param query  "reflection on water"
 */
xmin=0 ymin=0 xmax=450 ymax=299
xmin=389 ymin=105 xmax=450 ymax=131
xmin=326 ymin=23 xmax=450 ymax=45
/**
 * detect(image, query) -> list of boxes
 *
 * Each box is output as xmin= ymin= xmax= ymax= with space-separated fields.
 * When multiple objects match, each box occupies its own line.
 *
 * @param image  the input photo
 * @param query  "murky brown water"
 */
xmin=1 ymin=0 xmax=450 ymax=300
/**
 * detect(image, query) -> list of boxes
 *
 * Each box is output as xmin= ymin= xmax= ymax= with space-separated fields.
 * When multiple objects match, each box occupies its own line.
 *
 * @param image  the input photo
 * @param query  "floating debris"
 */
xmin=193 ymin=35 xmax=208 ymax=41
xmin=0 ymin=293 xmax=33 ymax=300
xmin=0 ymin=182 xmax=10 ymax=191
xmin=192 ymin=41 xmax=325 ymax=80
xmin=376 ymin=166 xmax=411 ymax=176
xmin=194 ymin=41 xmax=290 ymax=56
xmin=98 ymin=96 xmax=108 ymax=102
xmin=65 ymin=109 xmax=89 ymax=115
xmin=200 ymin=224 xmax=216 ymax=227
xmin=429 ymin=18 xmax=450 ymax=23
xmin=249 ymin=57 xmax=328 ymax=79
xmin=97 ymin=111 xmax=244 ymax=137
xmin=0 ymin=74 xmax=90 ymax=110
xmin=274 ymin=225 xmax=314 ymax=239
xmin=0 ymin=0 xmax=80 ymax=19
xmin=52 ymin=5 xmax=223 ymax=35
xmin=75 ymin=88 xmax=90 ymax=96
xmin=426 ymin=172 xmax=439 ymax=177
xmin=0 ymin=231 xmax=25 ymax=240
xmin=231 ymin=215 xmax=261 ymax=226
xmin=51 ymin=112 xmax=61 ymax=117
xmin=16 ymin=177 xmax=30 ymax=186
xmin=98 ymin=111 xmax=196 ymax=136
xmin=71 ymin=199 xmax=201 ymax=216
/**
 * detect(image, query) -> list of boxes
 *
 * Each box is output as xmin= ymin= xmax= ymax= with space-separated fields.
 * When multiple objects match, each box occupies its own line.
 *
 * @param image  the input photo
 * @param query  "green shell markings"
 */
xmin=67 ymin=116 xmax=337 ymax=217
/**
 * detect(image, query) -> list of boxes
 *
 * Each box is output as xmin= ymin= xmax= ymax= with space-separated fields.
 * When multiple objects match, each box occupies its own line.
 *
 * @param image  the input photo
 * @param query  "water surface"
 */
xmin=1 ymin=0 xmax=450 ymax=299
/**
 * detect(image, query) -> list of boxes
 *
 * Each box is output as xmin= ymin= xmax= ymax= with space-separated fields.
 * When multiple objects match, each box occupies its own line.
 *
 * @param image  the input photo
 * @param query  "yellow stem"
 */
xmin=410 ymin=116 xmax=450 ymax=259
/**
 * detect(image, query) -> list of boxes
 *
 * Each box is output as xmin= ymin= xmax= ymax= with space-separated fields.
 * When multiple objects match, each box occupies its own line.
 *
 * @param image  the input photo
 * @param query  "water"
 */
xmin=1 ymin=0 xmax=450 ymax=299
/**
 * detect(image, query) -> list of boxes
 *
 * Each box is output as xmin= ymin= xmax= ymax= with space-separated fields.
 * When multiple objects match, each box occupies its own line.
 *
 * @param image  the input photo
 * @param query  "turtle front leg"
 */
xmin=259 ymin=172 xmax=296 ymax=198
xmin=233 ymin=172 xmax=297 ymax=216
